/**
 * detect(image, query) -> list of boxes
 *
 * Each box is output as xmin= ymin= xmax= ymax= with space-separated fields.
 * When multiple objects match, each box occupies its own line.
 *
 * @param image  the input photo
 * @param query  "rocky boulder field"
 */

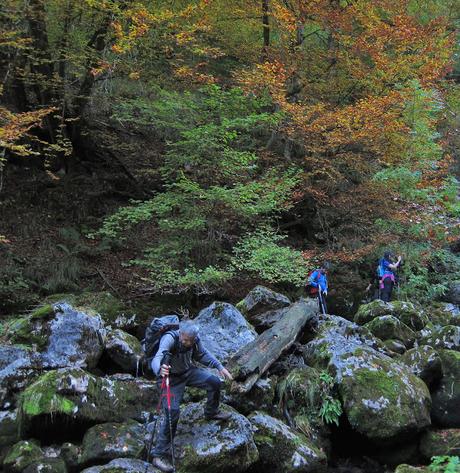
xmin=1 ymin=287 xmax=460 ymax=473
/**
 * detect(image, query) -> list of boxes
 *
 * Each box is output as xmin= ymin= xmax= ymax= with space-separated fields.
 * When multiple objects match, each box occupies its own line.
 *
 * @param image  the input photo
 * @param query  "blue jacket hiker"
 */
xmin=378 ymin=251 xmax=402 ymax=302
xmin=307 ymin=262 xmax=330 ymax=314
xmin=150 ymin=320 xmax=233 ymax=473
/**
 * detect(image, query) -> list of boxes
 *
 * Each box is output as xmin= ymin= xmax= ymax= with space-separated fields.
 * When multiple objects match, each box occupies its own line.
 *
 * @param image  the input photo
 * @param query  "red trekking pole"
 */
xmin=145 ymin=351 xmax=175 ymax=472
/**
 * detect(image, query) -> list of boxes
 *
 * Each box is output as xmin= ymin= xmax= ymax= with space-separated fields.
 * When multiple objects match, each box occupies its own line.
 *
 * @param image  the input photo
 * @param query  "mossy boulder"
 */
xmin=0 ymin=410 xmax=20 ymax=448
xmin=354 ymin=300 xmax=393 ymax=325
xmin=18 ymin=368 xmax=157 ymax=439
xmin=104 ymin=329 xmax=143 ymax=374
xmin=0 ymin=345 xmax=37 ymax=409
xmin=355 ymin=301 xmax=426 ymax=330
xmin=80 ymin=420 xmax=146 ymax=466
xmin=80 ymin=458 xmax=157 ymax=473
xmin=419 ymin=325 xmax=460 ymax=352
xmin=249 ymin=411 xmax=327 ymax=473
xmin=419 ymin=428 xmax=460 ymax=459
xmin=194 ymin=302 xmax=257 ymax=363
xmin=302 ymin=314 xmax=387 ymax=371
xmin=337 ymin=349 xmax=431 ymax=443
xmin=23 ymin=458 xmax=67 ymax=473
xmin=431 ymin=350 xmax=460 ymax=427
xmin=364 ymin=316 xmax=416 ymax=347
xmin=236 ymin=286 xmax=291 ymax=319
xmin=390 ymin=301 xmax=428 ymax=331
xmin=46 ymin=292 xmax=140 ymax=331
xmin=399 ymin=346 xmax=442 ymax=387
xmin=3 ymin=440 xmax=44 ymax=473
xmin=174 ymin=402 xmax=258 ymax=473
xmin=426 ymin=303 xmax=460 ymax=328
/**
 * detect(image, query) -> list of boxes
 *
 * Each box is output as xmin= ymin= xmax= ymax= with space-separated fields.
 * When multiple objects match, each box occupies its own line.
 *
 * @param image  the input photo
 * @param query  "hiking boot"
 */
xmin=152 ymin=456 xmax=174 ymax=473
xmin=205 ymin=410 xmax=232 ymax=421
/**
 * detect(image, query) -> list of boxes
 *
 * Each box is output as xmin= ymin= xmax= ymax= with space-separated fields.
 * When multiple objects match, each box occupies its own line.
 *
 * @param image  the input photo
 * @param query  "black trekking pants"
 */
xmin=380 ymin=278 xmax=394 ymax=302
xmin=152 ymin=367 xmax=222 ymax=458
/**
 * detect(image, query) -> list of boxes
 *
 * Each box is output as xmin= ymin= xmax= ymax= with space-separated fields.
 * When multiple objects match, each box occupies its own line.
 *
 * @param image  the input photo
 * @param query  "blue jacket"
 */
xmin=309 ymin=270 xmax=328 ymax=293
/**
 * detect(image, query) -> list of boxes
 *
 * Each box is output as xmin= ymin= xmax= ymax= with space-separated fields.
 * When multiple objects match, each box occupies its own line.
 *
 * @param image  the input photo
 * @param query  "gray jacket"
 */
xmin=151 ymin=331 xmax=224 ymax=377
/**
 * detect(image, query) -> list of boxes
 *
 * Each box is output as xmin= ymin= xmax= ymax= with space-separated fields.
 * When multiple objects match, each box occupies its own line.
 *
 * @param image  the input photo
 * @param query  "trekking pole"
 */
xmin=318 ymin=289 xmax=326 ymax=316
xmin=144 ymin=351 xmax=174 ymax=472
xmin=162 ymin=351 xmax=176 ymax=473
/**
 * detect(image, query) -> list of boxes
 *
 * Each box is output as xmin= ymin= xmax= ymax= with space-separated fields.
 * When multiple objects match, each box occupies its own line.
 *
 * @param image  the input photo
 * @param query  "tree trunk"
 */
xmin=227 ymin=299 xmax=317 ymax=393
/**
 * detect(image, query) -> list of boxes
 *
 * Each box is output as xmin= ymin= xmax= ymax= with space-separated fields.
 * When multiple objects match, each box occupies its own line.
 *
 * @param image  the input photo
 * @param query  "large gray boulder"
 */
xmin=431 ymin=350 xmax=460 ymax=427
xmin=419 ymin=325 xmax=460 ymax=351
xmin=236 ymin=286 xmax=291 ymax=319
xmin=40 ymin=302 xmax=105 ymax=369
xmin=0 ymin=345 xmax=37 ymax=408
xmin=80 ymin=420 xmax=146 ymax=466
xmin=174 ymin=402 xmax=258 ymax=473
xmin=18 ymin=368 xmax=157 ymax=438
xmin=104 ymin=329 xmax=143 ymax=374
xmin=194 ymin=302 xmax=257 ymax=363
xmin=303 ymin=315 xmax=431 ymax=443
xmin=364 ymin=316 xmax=416 ymax=347
xmin=399 ymin=346 xmax=442 ymax=388
xmin=426 ymin=303 xmax=460 ymax=328
xmin=249 ymin=411 xmax=327 ymax=473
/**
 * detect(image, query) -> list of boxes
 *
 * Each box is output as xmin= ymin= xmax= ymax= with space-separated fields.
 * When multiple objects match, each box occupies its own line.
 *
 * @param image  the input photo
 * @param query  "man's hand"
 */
xmin=160 ymin=364 xmax=170 ymax=377
xmin=219 ymin=368 xmax=233 ymax=381
xmin=323 ymin=290 xmax=328 ymax=297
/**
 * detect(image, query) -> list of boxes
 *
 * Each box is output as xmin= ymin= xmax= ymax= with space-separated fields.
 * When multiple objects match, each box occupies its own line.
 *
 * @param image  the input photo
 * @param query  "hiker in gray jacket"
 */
xmin=150 ymin=320 xmax=233 ymax=472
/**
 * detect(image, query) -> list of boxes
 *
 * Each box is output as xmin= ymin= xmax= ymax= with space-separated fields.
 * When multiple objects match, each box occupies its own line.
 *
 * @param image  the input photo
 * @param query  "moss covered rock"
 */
xmin=355 ymin=301 xmax=427 ymax=330
xmin=174 ymin=402 xmax=258 ymax=473
xmin=60 ymin=442 xmax=81 ymax=469
xmin=419 ymin=428 xmax=460 ymax=459
xmin=426 ymin=303 xmax=460 ymax=328
xmin=249 ymin=411 xmax=327 ymax=473
xmin=80 ymin=458 xmax=157 ymax=473
xmin=431 ymin=350 xmax=460 ymax=427
xmin=236 ymin=286 xmax=291 ymax=319
xmin=446 ymin=280 xmax=460 ymax=305
xmin=419 ymin=325 xmax=460 ymax=352
xmin=399 ymin=346 xmax=442 ymax=387
xmin=228 ymin=376 xmax=277 ymax=416
xmin=3 ymin=440 xmax=44 ymax=473
xmin=0 ymin=345 xmax=37 ymax=409
xmin=337 ymin=349 xmax=431 ymax=443
xmin=354 ymin=300 xmax=393 ymax=325
xmin=46 ymin=292 xmax=140 ymax=331
xmin=364 ymin=316 xmax=416 ymax=347
xmin=18 ymin=368 xmax=157 ymax=439
xmin=104 ymin=329 xmax=143 ymax=374
xmin=80 ymin=420 xmax=145 ymax=466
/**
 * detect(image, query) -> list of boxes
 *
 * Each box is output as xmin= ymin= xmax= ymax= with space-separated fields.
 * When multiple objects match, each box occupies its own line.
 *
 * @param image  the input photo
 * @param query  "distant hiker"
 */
xmin=150 ymin=320 xmax=233 ymax=473
xmin=377 ymin=251 xmax=402 ymax=302
xmin=306 ymin=262 xmax=330 ymax=314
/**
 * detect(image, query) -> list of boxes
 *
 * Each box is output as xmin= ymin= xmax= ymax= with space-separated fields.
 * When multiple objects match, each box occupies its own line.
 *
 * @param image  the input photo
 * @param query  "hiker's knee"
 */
xmin=205 ymin=374 xmax=222 ymax=391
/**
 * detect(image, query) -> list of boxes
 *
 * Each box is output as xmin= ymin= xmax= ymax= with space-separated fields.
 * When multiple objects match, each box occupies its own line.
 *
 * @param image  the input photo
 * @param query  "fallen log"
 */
xmin=227 ymin=298 xmax=318 ymax=393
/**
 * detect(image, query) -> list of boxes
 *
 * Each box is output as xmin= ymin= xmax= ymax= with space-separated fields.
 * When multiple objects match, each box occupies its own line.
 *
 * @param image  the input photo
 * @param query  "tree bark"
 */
xmin=227 ymin=299 xmax=317 ymax=393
